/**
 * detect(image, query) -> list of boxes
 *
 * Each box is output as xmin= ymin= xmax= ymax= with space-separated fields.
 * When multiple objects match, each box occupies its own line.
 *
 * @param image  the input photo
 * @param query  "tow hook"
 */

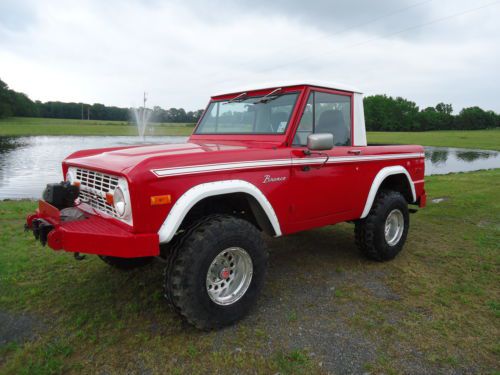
xmin=74 ymin=252 xmax=86 ymax=261
xmin=31 ymin=219 xmax=53 ymax=246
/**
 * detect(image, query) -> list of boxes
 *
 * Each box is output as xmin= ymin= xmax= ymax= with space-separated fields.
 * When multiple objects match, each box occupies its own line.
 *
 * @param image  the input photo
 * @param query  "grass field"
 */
xmin=0 ymin=170 xmax=499 ymax=374
xmin=0 ymin=117 xmax=499 ymax=151
xmin=0 ymin=117 xmax=194 ymax=136
xmin=367 ymin=128 xmax=500 ymax=151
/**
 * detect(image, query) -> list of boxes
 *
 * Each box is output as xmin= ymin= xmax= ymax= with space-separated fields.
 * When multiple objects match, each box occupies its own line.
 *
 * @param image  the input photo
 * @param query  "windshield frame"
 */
xmin=193 ymin=91 xmax=300 ymax=136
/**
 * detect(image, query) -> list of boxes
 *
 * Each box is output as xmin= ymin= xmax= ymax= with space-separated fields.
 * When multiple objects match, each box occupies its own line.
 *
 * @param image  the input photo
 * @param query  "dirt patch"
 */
xmin=0 ymin=310 xmax=45 ymax=346
xmin=431 ymin=196 xmax=450 ymax=204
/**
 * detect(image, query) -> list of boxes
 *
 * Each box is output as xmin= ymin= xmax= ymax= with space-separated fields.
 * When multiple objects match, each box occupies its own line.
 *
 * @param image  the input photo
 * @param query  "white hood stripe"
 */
xmin=151 ymin=153 xmax=424 ymax=177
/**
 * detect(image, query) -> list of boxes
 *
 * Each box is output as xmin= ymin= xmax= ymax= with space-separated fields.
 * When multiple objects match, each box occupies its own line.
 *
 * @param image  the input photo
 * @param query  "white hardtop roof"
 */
xmin=213 ymin=80 xmax=362 ymax=96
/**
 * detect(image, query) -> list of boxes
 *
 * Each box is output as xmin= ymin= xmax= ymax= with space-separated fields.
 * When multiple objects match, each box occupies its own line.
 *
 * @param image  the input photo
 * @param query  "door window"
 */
xmin=293 ymin=91 xmax=351 ymax=146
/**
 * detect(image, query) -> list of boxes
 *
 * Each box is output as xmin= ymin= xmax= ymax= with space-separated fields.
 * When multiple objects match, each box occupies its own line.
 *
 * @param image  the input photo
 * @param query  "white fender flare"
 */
xmin=158 ymin=179 xmax=282 ymax=243
xmin=360 ymin=166 xmax=416 ymax=219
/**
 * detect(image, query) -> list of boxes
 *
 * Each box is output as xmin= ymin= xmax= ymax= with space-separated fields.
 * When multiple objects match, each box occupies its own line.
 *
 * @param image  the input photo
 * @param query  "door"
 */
xmin=289 ymin=89 xmax=362 ymax=224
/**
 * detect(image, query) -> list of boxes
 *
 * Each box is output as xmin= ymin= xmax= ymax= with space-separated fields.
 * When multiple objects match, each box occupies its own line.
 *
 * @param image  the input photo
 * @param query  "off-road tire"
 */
xmin=355 ymin=190 xmax=409 ymax=261
xmin=98 ymin=255 xmax=153 ymax=270
xmin=164 ymin=214 xmax=268 ymax=330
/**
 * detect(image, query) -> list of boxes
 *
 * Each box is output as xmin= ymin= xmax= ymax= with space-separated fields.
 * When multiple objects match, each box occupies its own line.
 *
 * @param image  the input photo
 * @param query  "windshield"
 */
xmin=195 ymin=93 xmax=299 ymax=135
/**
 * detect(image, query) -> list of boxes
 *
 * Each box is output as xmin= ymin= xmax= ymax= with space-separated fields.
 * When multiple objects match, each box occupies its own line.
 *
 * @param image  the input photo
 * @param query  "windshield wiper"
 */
xmin=224 ymin=92 xmax=248 ymax=104
xmin=252 ymin=88 xmax=283 ymax=104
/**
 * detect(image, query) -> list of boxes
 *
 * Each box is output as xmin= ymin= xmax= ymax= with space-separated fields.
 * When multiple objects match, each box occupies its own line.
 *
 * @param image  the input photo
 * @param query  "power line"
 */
xmin=265 ymin=1 xmax=500 ymax=74
xmin=202 ymin=0 xmax=434 ymax=86
xmin=302 ymin=0 xmax=435 ymax=40
xmin=234 ymin=0 xmax=435 ymax=70
xmin=212 ymin=0 xmax=500 ymax=86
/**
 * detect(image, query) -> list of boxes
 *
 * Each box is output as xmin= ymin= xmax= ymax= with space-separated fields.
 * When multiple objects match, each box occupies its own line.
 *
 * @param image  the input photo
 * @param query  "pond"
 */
xmin=0 ymin=136 xmax=499 ymax=199
xmin=0 ymin=136 xmax=187 ymax=199
xmin=424 ymin=146 xmax=500 ymax=175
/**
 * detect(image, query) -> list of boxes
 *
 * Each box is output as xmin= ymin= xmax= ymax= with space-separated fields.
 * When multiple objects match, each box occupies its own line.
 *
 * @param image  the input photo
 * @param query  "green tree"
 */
xmin=416 ymin=105 xmax=454 ymax=131
xmin=0 ymin=78 xmax=12 ymax=118
xmin=455 ymin=107 xmax=496 ymax=130
xmin=1 ymin=77 xmax=498 ymax=129
xmin=364 ymin=95 xmax=419 ymax=131
xmin=10 ymin=92 xmax=37 ymax=116
xmin=435 ymin=102 xmax=453 ymax=115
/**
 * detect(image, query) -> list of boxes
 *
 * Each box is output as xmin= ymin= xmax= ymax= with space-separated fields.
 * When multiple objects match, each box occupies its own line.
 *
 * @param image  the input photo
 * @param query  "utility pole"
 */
xmin=87 ymin=107 xmax=90 ymax=120
xmin=81 ymin=103 xmax=83 ymax=120
xmin=143 ymin=92 xmax=147 ymax=129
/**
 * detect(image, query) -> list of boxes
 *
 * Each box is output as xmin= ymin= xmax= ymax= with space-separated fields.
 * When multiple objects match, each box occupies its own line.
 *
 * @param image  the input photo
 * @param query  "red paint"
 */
xmin=26 ymin=84 xmax=426 ymax=257
xmin=419 ymin=192 xmax=427 ymax=208
xmin=38 ymin=200 xmax=61 ymax=224
xmin=44 ymin=212 xmax=159 ymax=257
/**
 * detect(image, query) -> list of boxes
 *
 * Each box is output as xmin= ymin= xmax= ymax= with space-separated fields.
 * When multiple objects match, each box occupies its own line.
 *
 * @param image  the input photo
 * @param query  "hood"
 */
xmin=64 ymin=141 xmax=270 ymax=175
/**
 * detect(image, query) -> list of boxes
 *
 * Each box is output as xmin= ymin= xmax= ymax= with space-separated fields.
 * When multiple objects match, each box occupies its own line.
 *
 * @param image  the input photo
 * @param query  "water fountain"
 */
xmin=132 ymin=92 xmax=152 ymax=139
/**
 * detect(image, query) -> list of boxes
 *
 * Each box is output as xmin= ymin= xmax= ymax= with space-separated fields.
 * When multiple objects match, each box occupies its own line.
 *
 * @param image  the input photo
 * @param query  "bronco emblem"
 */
xmin=263 ymin=175 xmax=287 ymax=184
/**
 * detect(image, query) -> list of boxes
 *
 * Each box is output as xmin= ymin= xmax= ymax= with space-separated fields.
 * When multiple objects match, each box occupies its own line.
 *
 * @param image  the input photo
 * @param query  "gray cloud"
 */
xmin=169 ymin=0 xmax=435 ymax=45
xmin=221 ymin=0 xmax=433 ymax=36
xmin=0 ymin=0 xmax=498 ymax=112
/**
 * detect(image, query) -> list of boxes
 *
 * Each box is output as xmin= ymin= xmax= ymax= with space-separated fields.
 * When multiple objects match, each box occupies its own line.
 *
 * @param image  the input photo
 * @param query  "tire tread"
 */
xmin=355 ymin=190 xmax=408 ymax=261
xmin=164 ymin=214 xmax=268 ymax=330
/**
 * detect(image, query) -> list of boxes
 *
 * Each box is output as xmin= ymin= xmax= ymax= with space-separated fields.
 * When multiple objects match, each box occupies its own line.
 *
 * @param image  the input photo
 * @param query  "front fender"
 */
xmin=157 ymin=179 xmax=282 ymax=243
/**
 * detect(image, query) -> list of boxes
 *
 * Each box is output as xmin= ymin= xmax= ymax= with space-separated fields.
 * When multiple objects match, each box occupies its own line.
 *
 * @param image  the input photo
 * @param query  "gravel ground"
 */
xmin=0 ymin=311 xmax=44 ymax=347
xmin=209 ymin=228 xmax=448 ymax=374
xmin=0 ymin=226 xmax=477 ymax=374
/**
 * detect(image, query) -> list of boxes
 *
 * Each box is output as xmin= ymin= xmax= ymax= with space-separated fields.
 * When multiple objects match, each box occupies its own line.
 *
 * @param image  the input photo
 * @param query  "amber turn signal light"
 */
xmin=105 ymin=192 xmax=114 ymax=205
xmin=151 ymin=195 xmax=171 ymax=206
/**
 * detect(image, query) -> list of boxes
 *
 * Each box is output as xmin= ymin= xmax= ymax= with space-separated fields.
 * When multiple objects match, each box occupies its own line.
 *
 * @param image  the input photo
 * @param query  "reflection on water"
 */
xmin=424 ymin=147 xmax=500 ymax=175
xmin=0 ymin=136 xmax=499 ymax=199
xmin=0 ymin=137 xmax=24 ymax=155
xmin=427 ymin=149 xmax=449 ymax=165
xmin=456 ymin=150 xmax=494 ymax=162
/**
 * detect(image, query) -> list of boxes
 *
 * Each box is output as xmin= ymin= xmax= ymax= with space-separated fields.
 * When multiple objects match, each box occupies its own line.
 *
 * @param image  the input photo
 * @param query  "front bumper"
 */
xmin=25 ymin=201 xmax=159 ymax=258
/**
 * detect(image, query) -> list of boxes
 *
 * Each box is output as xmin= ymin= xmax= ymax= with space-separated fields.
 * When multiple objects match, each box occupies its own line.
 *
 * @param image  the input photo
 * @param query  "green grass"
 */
xmin=368 ymin=128 xmax=500 ymax=151
xmin=346 ymin=170 xmax=500 ymax=373
xmin=1 ymin=118 xmax=499 ymax=151
xmin=0 ymin=170 xmax=498 ymax=373
xmin=0 ymin=117 xmax=194 ymax=136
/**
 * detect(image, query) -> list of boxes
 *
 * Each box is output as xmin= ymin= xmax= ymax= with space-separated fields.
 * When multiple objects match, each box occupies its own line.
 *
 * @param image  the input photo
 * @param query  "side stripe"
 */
xmin=292 ymin=153 xmax=424 ymax=165
xmin=151 ymin=153 xmax=424 ymax=178
xmin=152 ymin=159 xmax=290 ymax=177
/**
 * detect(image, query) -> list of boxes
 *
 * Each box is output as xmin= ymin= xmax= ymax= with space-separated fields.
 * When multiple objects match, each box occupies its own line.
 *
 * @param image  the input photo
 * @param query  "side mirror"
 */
xmin=307 ymin=133 xmax=334 ymax=151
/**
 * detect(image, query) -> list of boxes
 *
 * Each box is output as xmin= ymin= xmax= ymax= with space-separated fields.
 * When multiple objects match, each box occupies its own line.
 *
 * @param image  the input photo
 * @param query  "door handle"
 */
xmin=348 ymin=150 xmax=362 ymax=155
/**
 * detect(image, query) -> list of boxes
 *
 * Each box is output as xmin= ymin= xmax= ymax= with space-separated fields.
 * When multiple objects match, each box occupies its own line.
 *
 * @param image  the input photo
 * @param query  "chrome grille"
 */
xmin=75 ymin=168 xmax=119 ymax=217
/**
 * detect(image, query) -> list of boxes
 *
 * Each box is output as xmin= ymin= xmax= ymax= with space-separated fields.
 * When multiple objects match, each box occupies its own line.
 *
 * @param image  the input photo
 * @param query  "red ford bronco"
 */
xmin=26 ymin=82 xmax=426 ymax=329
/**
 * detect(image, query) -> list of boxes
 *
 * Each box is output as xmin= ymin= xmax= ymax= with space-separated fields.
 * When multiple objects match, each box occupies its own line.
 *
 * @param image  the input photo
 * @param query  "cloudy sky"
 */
xmin=0 ymin=0 xmax=499 ymax=112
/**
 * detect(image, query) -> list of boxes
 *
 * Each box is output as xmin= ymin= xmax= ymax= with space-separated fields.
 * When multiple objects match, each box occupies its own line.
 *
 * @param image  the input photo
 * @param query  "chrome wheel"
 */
xmin=384 ymin=209 xmax=404 ymax=246
xmin=206 ymin=247 xmax=253 ymax=306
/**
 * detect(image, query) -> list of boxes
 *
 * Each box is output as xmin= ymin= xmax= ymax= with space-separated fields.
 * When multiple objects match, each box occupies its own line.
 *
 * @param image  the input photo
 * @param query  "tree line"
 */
xmin=0 ymin=78 xmax=203 ymax=123
xmin=1 ymin=77 xmax=499 ymax=130
xmin=363 ymin=95 xmax=499 ymax=131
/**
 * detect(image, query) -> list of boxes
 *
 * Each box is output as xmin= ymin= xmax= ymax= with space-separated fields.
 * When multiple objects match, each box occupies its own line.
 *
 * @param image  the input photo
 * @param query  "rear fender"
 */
xmin=361 ymin=166 xmax=416 ymax=219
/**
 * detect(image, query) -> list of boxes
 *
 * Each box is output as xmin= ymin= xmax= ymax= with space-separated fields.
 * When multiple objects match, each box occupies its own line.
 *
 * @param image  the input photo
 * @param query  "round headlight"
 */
xmin=113 ymin=187 xmax=126 ymax=217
